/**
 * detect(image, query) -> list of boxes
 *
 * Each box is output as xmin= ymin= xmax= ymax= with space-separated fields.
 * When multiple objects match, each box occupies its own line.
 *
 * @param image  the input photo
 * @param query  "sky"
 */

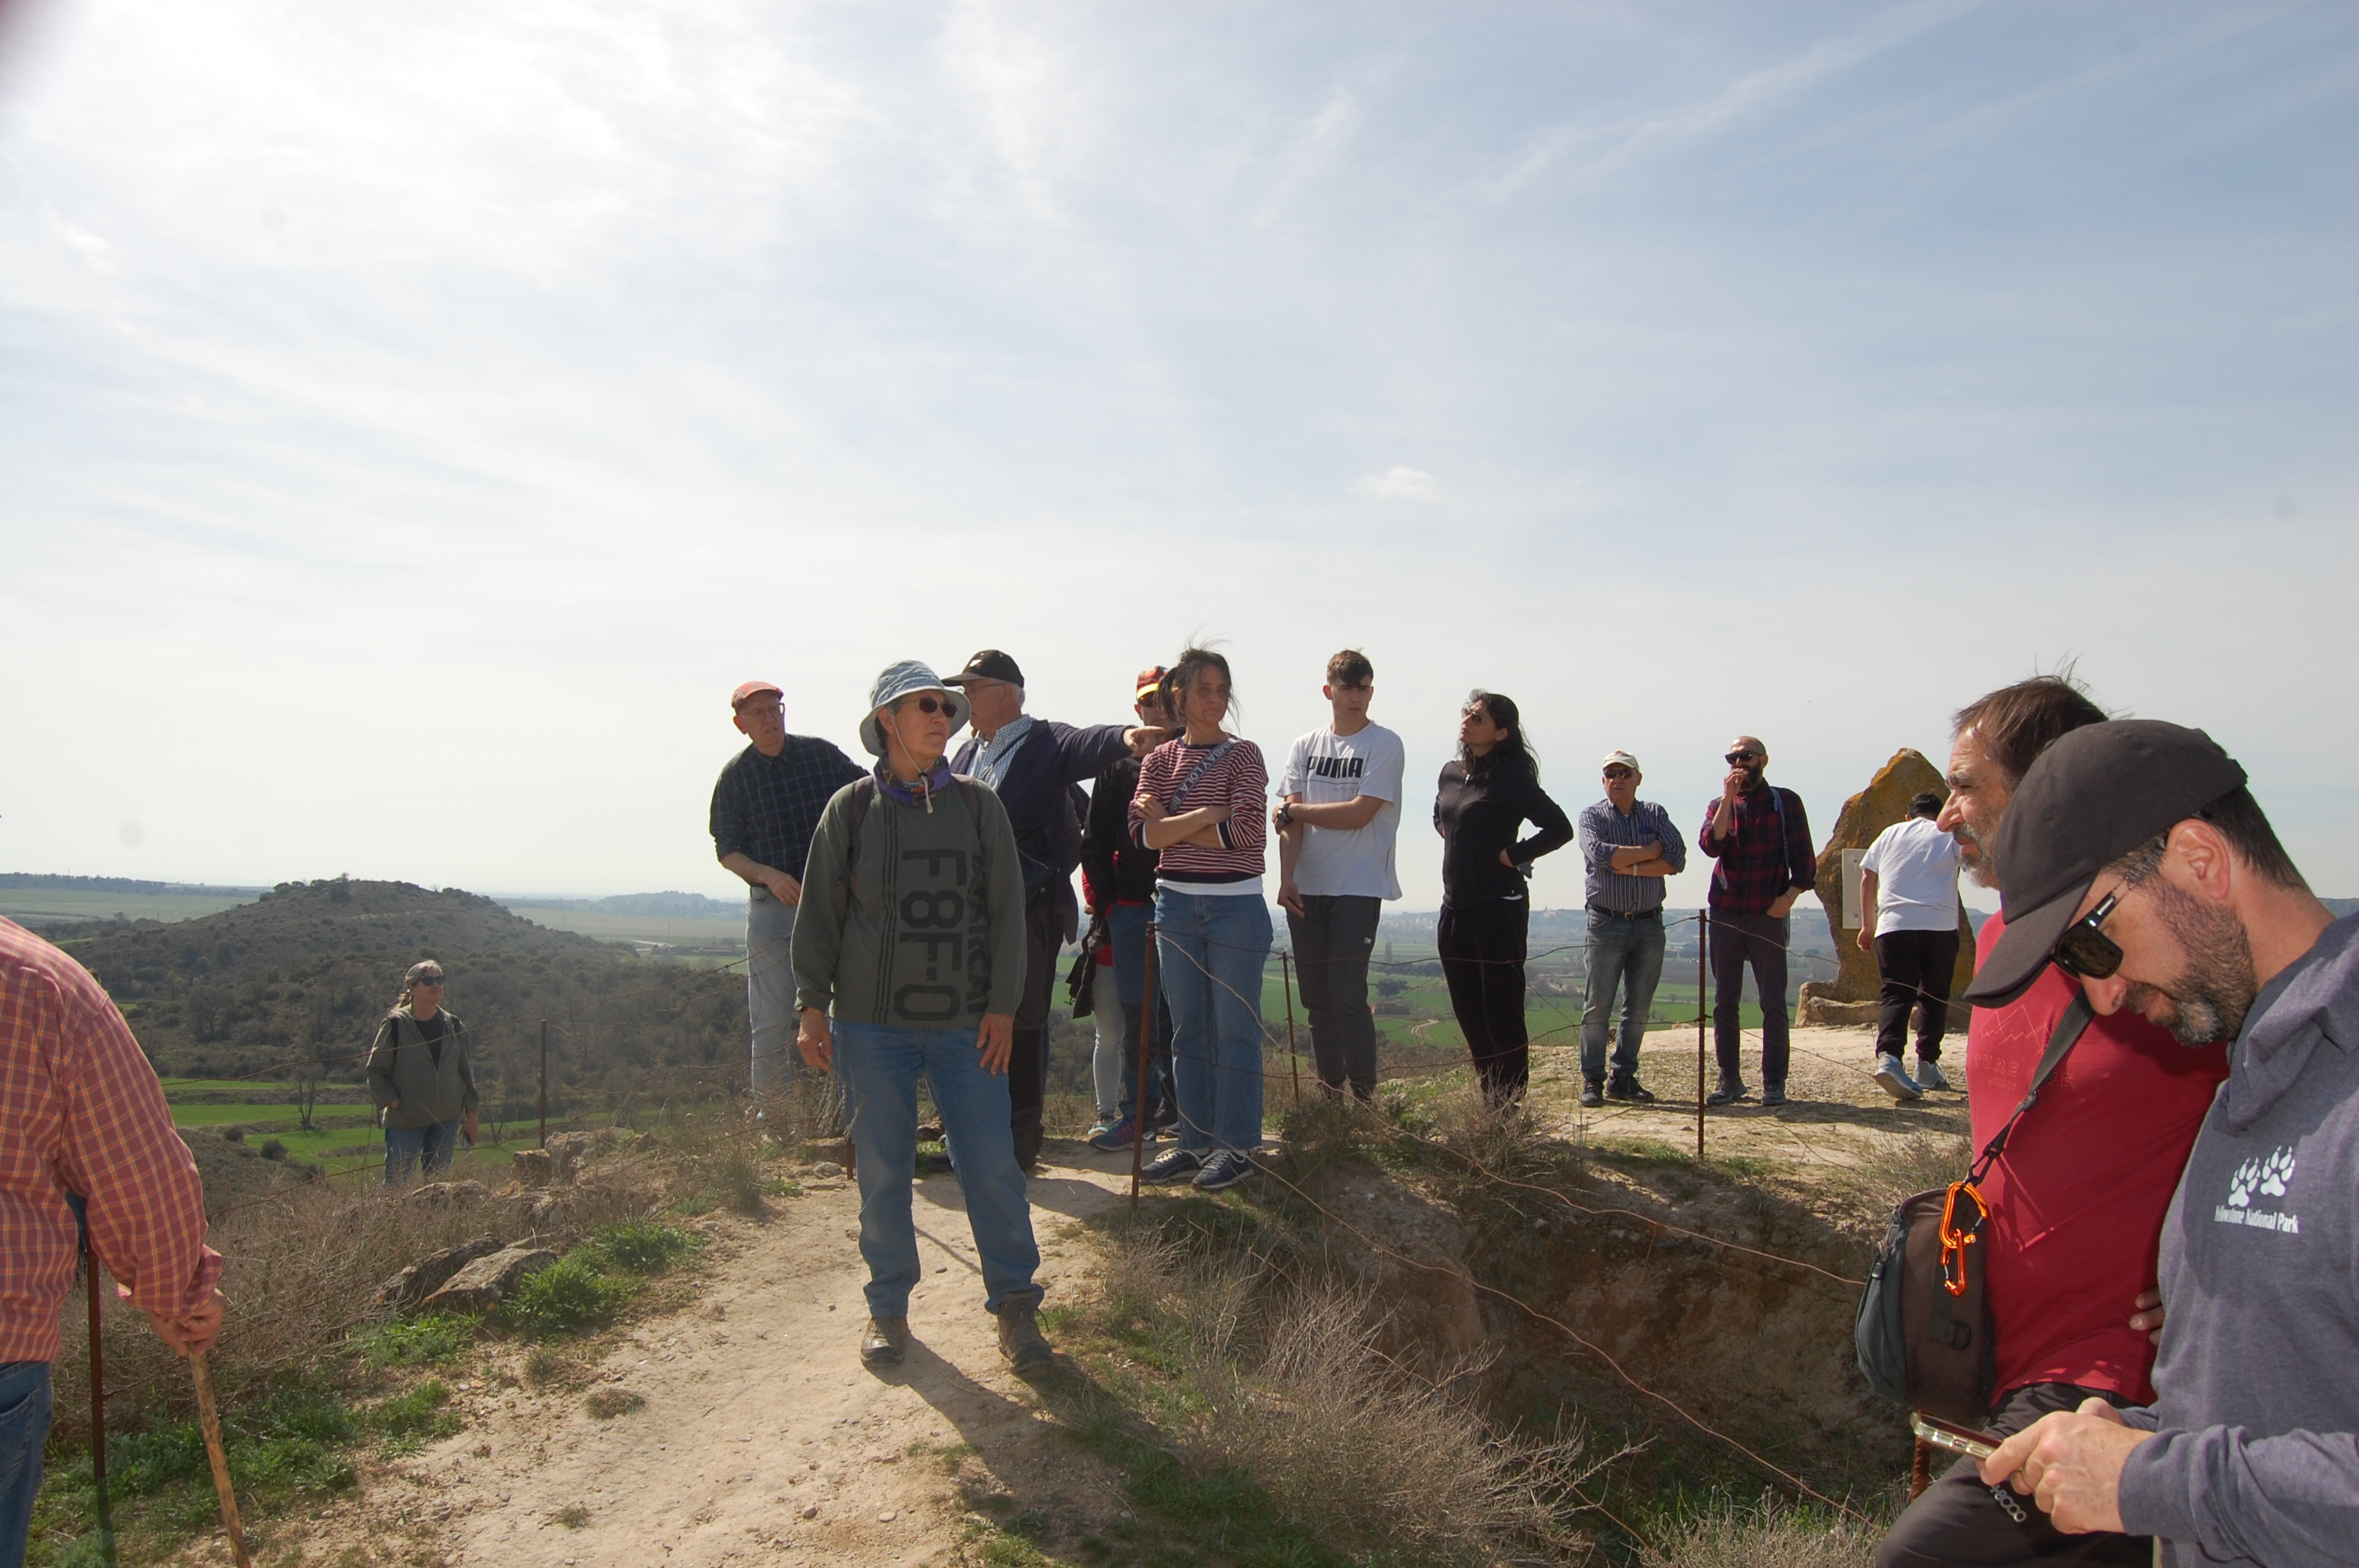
xmin=2 ymin=0 xmax=2354 ymax=916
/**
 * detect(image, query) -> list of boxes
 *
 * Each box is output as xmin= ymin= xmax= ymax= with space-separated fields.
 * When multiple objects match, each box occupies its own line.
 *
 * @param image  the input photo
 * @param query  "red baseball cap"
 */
xmin=732 ymin=680 xmax=783 ymax=708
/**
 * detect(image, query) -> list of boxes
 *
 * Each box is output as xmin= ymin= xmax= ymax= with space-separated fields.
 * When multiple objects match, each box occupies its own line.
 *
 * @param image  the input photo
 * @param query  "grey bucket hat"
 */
xmin=858 ymin=660 xmax=969 ymax=758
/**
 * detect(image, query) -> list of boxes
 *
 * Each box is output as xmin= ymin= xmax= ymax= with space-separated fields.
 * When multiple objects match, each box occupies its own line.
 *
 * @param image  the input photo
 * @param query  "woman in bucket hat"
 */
xmin=790 ymin=660 xmax=1054 ymax=1374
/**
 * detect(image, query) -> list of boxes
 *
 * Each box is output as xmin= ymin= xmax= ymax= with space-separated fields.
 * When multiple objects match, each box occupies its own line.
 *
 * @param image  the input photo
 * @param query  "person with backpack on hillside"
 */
xmin=1434 ymin=691 xmax=1573 ymax=1106
xmin=942 ymin=651 xmax=1168 ymax=1171
xmin=366 ymin=959 xmax=479 ymax=1184
xmin=1274 ymin=649 xmax=1406 ymax=1104
xmin=790 ymin=661 xmax=1052 ymax=1376
xmin=1129 ymin=648 xmax=1273 ymax=1192
xmin=1697 ymin=735 xmax=1816 ymax=1107
xmin=709 ymin=679 xmax=867 ymax=1106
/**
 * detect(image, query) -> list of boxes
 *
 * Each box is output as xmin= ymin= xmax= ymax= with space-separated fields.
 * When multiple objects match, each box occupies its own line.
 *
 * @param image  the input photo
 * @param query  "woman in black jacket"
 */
xmin=1433 ymin=691 xmax=1573 ymax=1105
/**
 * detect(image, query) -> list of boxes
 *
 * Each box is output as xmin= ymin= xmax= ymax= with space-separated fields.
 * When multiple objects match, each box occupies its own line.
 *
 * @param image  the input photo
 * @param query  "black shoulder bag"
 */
xmin=1854 ymin=993 xmax=2093 ymax=1425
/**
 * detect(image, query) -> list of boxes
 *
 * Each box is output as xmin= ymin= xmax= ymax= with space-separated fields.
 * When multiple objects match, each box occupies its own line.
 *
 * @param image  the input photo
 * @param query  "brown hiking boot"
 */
xmin=860 ymin=1316 xmax=909 ymax=1368
xmin=996 ymin=1300 xmax=1053 ymax=1377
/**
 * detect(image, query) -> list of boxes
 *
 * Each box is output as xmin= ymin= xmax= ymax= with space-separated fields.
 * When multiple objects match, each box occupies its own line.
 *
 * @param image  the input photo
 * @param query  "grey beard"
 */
xmin=2125 ymin=880 xmax=2259 ymax=1046
xmin=1954 ymin=822 xmax=1999 ymax=889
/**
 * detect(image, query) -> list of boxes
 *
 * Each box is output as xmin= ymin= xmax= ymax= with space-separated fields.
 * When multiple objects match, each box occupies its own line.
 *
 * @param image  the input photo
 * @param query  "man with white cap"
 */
xmin=791 ymin=662 xmax=1052 ymax=1376
xmin=710 ymin=679 xmax=865 ymax=1102
xmin=1575 ymin=751 xmax=1685 ymax=1107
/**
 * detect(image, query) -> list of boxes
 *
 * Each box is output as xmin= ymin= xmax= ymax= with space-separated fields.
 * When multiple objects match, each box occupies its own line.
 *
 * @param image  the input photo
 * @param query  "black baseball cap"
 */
xmin=943 ymin=649 xmax=1023 ymax=688
xmin=1963 ymin=720 xmax=2246 ymax=1008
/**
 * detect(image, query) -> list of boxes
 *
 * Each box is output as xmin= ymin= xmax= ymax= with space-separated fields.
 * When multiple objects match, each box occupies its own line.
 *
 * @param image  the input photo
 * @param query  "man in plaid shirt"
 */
xmin=711 ymin=680 xmax=867 ymax=1100
xmin=1697 ymin=734 xmax=1817 ymax=1107
xmin=2 ymin=918 xmax=224 ymax=1559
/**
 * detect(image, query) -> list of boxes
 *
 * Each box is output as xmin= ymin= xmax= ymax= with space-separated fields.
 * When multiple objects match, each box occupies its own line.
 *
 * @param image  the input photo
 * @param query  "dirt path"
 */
xmin=334 ymin=1153 xmax=1151 ymax=1568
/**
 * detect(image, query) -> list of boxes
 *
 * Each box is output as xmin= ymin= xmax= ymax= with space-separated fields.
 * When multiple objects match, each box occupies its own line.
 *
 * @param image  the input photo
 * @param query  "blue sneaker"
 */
xmin=1874 ymin=1054 xmax=1925 ymax=1102
xmin=1191 ymin=1151 xmax=1256 ymax=1192
xmin=1139 ymin=1148 xmax=1203 ymax=1185
xmin=1089 ymin=1116 xmax=1140 ymax=1152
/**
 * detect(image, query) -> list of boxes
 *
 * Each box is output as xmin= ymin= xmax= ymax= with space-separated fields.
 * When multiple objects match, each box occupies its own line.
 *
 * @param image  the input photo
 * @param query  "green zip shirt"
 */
xmin=791 ymin=776 xmax=1028 ymax=1028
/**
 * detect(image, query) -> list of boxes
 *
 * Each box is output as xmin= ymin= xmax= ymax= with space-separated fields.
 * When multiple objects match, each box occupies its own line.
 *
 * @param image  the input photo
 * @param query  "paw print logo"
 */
xmin=2228 ymin=1158 xmax=2261 ymax=1208
xmin=2258 ymin=1147 xmax=2296 ymax=1200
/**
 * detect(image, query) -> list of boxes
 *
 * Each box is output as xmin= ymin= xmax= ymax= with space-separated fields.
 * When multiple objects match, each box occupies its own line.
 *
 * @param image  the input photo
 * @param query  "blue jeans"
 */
xmin=0 ymin=1361 xmax=52 ymax=1568
xmin=383 ymin=1118 xmax=462 ymax=1185
xmin=834 ymin=1021 xmax=1042 ymax=1319
xmin=1582 ymin=909 xmax=1667 ymax=1083
xmin=1154 ymin=889 xmax=1270 ymax=1156
xmin=747 ymin=889 xmax=799 ymax=1097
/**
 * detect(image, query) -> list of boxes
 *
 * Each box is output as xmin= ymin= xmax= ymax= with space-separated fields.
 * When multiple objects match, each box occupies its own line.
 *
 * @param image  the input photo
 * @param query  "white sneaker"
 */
xmin=1873 ymin=1054 xmax=1925 ymax=1102
xmin=1915 ymin=1058 xmax=1952 ymax=1092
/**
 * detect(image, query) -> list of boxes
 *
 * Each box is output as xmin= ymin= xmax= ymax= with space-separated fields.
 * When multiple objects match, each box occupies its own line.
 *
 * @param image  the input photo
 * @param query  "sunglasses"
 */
xmin=2049 ymin=891 xmax=2125 ymax=982
xmin=1602 ymin=767 xmax=1635 ymax=780
xmin=413 ymin=975 xmax=445 ymax=986
xmin=1725 ymin=750 xmax=1762 ymax=764
xmin=903 ymin=695 xmax=958 ymax=716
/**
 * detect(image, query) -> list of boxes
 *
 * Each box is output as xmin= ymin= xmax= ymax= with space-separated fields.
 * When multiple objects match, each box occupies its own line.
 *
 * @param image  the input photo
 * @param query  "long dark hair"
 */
xmin=1459 ymin=690 xmax=1536 ymax=779
xmin=1158 ymin=646 xmax=1237 ymax=734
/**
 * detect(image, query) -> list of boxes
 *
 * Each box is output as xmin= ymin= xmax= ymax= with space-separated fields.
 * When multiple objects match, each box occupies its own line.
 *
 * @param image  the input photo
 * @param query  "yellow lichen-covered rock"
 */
xmin=1801 ymin=747 xmax=1975 ymax=1011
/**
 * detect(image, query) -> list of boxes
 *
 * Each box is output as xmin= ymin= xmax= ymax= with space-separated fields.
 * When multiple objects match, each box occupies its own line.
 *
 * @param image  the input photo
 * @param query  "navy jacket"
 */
xmin=951 ymin=720 xmax=1132 ymax=895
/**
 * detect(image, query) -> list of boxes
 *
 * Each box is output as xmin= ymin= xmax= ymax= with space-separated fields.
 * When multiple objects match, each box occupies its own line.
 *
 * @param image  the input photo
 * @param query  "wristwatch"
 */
xmin=1275 ymin=803 xmax=1294 ymax=827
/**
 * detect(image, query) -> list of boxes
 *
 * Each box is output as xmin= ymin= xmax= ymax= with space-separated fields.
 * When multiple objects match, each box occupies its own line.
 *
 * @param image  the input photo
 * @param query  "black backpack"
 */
xmin=838 ymin=775 xmax=989 ymax=893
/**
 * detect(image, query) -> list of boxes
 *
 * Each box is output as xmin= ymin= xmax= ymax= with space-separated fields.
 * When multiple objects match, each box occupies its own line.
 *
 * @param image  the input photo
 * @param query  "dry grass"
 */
xmin=1641 ymin=1494 xmax=1881 ymax=1568
xmin=1841 ymin=1128 xmax=1972 ymax=1218
xmin=1091 ymin=1217 xmax=1598 ymax=1566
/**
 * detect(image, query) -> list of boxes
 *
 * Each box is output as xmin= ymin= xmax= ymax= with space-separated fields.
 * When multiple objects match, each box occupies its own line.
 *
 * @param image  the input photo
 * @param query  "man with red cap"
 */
xmin=710 ymin=679 xmax=865 ymax=1104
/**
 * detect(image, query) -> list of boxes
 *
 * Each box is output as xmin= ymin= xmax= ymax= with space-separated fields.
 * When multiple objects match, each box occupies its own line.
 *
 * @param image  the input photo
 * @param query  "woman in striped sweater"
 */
xmin=1127 ymin=648 xmax=1270 ymax=1192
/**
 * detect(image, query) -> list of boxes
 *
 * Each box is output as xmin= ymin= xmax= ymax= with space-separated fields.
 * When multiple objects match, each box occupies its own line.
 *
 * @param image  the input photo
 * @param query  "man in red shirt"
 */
xmin=1 ymin=917 xmax=225 ymax=1561
xmin=1876 ymin=678 xmax=2227 ymax=1568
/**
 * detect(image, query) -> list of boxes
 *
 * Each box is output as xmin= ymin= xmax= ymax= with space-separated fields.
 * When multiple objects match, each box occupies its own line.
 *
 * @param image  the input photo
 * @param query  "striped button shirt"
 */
xmin=1577 ymin=798 xmax=1688 ymax=915
xmin=1 ymin=917 xmax=220 ymax=1366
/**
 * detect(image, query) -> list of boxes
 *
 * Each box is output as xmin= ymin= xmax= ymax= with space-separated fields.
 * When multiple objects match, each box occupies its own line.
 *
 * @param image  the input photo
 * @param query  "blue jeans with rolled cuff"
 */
xmin=834 ymin=1020 xmax=1043 ymax=1319
xmin=1154 ymin=889 xmax=1271 ymax=1156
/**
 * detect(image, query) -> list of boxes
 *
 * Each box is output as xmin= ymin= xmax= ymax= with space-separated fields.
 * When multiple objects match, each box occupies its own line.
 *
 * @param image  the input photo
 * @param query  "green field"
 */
xmin=0 ymin=887 xmax=261 ymax=927
xmin=500 ymin=905 xmax=746 ymax=952
xmin=162 ymin=1078 xmax=540 ymax=1178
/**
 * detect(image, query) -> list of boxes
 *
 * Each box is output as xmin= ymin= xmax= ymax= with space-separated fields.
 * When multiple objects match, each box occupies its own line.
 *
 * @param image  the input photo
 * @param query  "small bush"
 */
xmin=504 ymin=1257 xmax=630 ymax=1337
xmin=586 ymin=1221 xmax=698 ymax=1276
xmin=583 ymin=1388 xmax=644 ymax=1419
xmin=220 ymin=1127 xmax=245 ymax=1144
xmin=366 ymin=1378 xmax=462 ymax=1454
xmin=1641 ymin=1495 xmax=1880 ymax=1568
xmin=352 ymin=1313 xmax=472 ymax=1368
xmin=259 ymin=1138 xmax=287 ymax=1161
xmin=523 ymin=1347 xmax=576 ymax=1388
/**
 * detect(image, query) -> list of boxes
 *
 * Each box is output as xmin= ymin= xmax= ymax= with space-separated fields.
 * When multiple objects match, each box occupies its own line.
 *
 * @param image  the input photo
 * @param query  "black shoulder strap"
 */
xmin=1968 ymin=993 xmax=2093 ymax=1184
xmin=841 ymin=776 xmax=878 ymax=888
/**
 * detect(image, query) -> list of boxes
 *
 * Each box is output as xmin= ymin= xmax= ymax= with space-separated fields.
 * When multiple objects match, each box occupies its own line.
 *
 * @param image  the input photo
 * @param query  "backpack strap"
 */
xmin=842 ymin=775 xmax=988 ymax=891
xmin=1967 ymin=993 xmax=2094 ymax=1185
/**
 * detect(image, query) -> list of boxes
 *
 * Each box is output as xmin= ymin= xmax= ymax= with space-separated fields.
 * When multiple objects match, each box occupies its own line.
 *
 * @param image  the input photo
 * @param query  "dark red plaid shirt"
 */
xmin=1696 ymin=785 xmax=1816 ymax=915
xmin=0 ymin=918 xmax=220 ymax=1365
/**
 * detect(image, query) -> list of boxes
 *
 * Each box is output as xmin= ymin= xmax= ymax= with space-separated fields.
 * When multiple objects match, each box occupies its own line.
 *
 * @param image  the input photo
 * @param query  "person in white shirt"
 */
xmin=1273 ymin=650 xmax=1406 ymax=1102
xmin=1856 ymin=790 xmax=1965 ymax=1102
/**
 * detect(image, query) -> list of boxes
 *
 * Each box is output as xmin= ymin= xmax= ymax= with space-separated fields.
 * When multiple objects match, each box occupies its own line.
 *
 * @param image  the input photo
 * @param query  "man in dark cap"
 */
xmin=943 ymin=651 xmax=1165 ymax=1169
xmin=1967 ymin=721 xmax=2354 ymax=1567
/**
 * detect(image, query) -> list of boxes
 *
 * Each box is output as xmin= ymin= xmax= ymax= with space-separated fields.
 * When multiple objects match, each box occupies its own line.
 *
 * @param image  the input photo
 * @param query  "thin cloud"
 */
xmin=1353 ymin=466 xmax=1439 ymax=501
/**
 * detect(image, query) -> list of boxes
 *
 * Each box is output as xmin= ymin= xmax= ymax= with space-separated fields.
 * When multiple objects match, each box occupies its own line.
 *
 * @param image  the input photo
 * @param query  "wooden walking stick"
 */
xmin=1696 ymin=913 xmax=1709 ymax=1161
xmin=189 ymin=1352 xmax=253 ymax=1568
xmin=1131 ymin=923 xmax=1159 ymax=1211
xmin=1279 ymin=951 xmax=1302 ymax=1108
xmin=83 ymin=1240 xmax=106 ymax=1486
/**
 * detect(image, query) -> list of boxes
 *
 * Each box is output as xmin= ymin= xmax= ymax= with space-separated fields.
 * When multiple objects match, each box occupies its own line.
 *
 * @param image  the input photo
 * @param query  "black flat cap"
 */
xmin=942 ymin=649 xmax=1023 ymax=688
xmin=1964 ymin=720 xmax=2245 ymax=1008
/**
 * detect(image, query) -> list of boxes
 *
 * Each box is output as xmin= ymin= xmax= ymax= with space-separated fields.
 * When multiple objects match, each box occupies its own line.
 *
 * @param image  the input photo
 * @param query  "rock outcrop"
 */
xmin=1798 ymin=748 xmax=1976 ymax=1024
xmin=422 ymin=1243 xmax=559 ymax=1314
xmin=376 ymin=1235 xmax=507 ymax=1312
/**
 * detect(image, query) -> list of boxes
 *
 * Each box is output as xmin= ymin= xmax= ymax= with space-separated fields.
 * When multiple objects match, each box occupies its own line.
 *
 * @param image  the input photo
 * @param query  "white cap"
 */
xmin=1601 ymin=750 xmax=1641 ymax=771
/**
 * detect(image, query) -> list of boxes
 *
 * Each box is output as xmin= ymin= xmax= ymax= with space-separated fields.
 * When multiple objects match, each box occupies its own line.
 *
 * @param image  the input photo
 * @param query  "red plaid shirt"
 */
xmin=0 ymin=918 xmax=220 ymax=1366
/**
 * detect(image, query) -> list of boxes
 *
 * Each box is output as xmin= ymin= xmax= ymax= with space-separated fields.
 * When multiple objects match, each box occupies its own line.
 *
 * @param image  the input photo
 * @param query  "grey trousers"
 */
xmin=747 ymin=888 xmax=799 ymax=1096
xmin=1286 ymin=895 xmax=1382 ymax=1100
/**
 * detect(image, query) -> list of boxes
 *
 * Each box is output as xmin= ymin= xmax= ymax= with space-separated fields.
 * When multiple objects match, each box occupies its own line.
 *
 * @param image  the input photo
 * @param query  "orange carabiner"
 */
xmin=1938 ymin=1180 xmax=1987 ymax=1299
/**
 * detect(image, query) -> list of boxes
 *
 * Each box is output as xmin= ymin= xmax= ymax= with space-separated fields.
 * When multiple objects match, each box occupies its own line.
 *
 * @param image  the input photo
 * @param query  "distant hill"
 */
xmin=1 ymin=873 xmax=267 ymax=895
xmin=497 ymin=890 xmax=740 ymax=920
xmin=41 ymin=877 xmax=747 ymax=1116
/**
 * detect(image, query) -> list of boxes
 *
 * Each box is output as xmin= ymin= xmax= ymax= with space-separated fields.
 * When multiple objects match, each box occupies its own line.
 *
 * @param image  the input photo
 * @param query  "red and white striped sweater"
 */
xmin=1127 ymin=737 xmax=1268 ymax=889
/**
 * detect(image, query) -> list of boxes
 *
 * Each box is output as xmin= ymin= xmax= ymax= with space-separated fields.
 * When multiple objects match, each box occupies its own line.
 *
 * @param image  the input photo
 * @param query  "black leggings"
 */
xmin=1438 ymin=898 xmax=1529 ymax=1103
xmin=1874 ymin=928 xmax=1961 ymax=1062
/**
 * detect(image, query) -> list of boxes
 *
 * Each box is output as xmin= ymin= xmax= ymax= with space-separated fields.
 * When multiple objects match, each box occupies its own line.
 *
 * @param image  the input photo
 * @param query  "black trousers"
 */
xmin=1285 ymin=895 xmax=1382 ymax=1101
xmin=1874 ymin=928 xmax=1961 ymax=1062
xmin=1007 ymin=887 xmax=1070 ymax=1167
xmin=1438 ymin=898 xmax=1529 ymax=1103
xmin=1709 ymin=909 xmax=1790 ymax=1087
xmin=1874 ymin=1383 xmax=2150 ymax=1567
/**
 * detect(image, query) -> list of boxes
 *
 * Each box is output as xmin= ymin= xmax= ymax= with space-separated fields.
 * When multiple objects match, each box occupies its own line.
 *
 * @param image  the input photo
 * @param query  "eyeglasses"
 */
xmin=905 ymin=695 xmax=957 ymax=716
xmin=1602 ymin=768 xmax=1635 ymax=780
xmin=413 ymin=976 xmax=445 ymax=986
xmin=2049 ymin=891 xmax=2125 ymax=982
xmin=1725 ymin=750 xmax=1762 ymax=764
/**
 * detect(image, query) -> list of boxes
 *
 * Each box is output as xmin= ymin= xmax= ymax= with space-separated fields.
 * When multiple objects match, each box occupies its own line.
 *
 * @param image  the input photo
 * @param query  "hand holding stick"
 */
xmin=189 ymin=1352 xmax=253 ymax=1568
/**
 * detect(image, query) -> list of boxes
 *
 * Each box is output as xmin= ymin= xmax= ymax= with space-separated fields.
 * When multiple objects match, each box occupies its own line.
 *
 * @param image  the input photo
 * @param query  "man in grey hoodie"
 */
xmin=1964 ymin=721 xmax=2356 ymax=1567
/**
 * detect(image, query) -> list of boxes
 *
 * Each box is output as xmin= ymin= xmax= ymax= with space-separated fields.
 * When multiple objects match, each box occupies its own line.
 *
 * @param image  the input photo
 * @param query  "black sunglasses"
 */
xmin=413 ymin=975 xmax=445 ymax=986
xmin=1602 ymin=767 xmax=1635 ymax=780
xmin=2050 ymin=891 xmax=2125 ymax=982
xmin=1725 ymin=750 xmax=1762 ymax=764
xmin=904 ymin=695 xmax=958 ymax=716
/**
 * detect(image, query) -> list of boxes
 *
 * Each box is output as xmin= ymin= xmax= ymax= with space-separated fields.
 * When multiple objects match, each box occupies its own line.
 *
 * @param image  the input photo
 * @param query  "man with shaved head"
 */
xmin=1697 ymin=735 xmax=1816 ymax=1106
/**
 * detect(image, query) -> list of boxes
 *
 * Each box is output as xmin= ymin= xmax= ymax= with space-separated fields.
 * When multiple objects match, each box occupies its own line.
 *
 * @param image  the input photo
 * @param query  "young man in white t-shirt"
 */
xmin=1856 ymin=789 xmax=1965 ymax=1102
xmin=1273 ymin=650 xmax=1406 ymax=1102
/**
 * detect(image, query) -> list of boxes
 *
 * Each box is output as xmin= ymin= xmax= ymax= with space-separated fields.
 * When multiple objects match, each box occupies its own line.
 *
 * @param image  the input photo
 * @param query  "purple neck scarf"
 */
xmin=875 ymin=758 xmax=955 ymax=811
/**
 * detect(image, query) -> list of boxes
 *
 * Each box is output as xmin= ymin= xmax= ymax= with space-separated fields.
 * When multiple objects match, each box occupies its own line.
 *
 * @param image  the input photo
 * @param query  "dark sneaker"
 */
xmin=1915 ymin=1058 xmax=1952 ymax=1092
xmin=1191 ymin=1151 xmax=1256 ymax=1192
xmin=1760 ymin=1083 xmax=1789 ymax=1108
xmin=1605 ymin=1076 xmax=1656 ymax=1105
xmin=1874 ymin=1055 xmax=1925 ymax=1102
xmin=996 ymin=1301 xmax=1054 ymax=1377
xmin=860 ymin=1316 xmax=909 ymax=1369
xmin=1149 ymin=1103 xmax=1181 ymax=1134
xmin=1705 ymin=1078 xmax=1748 ymax=1107
xmin=1578 ymin=1080 xmax=1605 ymax=1109
xmin=1139 ymin=1148 xmax=1203 ymax=1184
xmin=1088 ymin=1116 xmax=1139 ymax=1152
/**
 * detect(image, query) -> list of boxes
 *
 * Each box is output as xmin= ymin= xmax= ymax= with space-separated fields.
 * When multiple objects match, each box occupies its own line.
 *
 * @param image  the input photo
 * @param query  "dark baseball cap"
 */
xmin=1963 ymin=720 xmax=2247 ymax=1008
xmin=943 ymin=649 xmax=1023 ymax=688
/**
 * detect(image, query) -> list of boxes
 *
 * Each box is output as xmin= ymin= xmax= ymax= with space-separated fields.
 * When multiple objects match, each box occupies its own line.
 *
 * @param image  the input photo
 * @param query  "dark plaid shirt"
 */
xmin=710 ymin=736 xmax=866 ymax=881
xmin=1696 ymin=784 xmax=1816 ymax=915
